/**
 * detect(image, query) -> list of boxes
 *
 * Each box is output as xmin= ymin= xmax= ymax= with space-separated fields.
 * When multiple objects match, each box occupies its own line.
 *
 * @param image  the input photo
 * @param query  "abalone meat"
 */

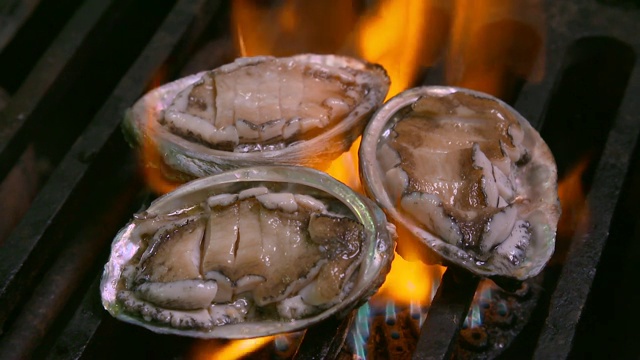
xmin=100 ymin=166 xmax=394 ymax=338
xmin=359 ymin=86 xmax=560 ymax=280
xmin=124 ymin=54 xmax=389 ymax=180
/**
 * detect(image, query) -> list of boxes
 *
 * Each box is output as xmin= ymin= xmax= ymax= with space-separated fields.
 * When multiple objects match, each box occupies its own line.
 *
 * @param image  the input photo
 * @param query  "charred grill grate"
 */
xmin=0 ymin=0 xmax=638 ymax=359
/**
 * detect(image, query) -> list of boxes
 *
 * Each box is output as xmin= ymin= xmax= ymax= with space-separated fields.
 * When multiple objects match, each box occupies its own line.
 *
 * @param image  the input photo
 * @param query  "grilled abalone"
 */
xmin=359 ymin=87 xmax=560 ymax=280
xmin=100 ymin=166 xmax=394 ymax=338
xmin=124 ymin=54 xmax=389 ymax=180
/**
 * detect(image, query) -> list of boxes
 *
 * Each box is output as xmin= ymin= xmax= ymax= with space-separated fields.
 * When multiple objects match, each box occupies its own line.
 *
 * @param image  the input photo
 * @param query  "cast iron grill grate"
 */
xmin=0 ymin=0 xmax=638 ymax=359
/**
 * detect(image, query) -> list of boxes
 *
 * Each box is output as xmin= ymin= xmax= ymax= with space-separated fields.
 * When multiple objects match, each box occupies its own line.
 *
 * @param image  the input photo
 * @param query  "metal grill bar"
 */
xmin=293 ymin=313 xmax=355 ymax=360
xmin=413 ymin=269 xmax=479 ymax=360
xmin=0 ymin=155 xmax=140 ymax=359
xmin=46 ymin=277 xmax=104 ymax=359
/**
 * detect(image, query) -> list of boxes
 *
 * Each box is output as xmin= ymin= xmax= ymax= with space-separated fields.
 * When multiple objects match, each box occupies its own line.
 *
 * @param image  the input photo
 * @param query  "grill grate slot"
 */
xmin=0 ymin=0 xmax=85 ymax=93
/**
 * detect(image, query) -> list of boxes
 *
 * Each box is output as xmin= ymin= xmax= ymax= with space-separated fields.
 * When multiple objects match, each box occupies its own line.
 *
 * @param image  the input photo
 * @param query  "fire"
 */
xmin=139 ymin=65 xmax=184 ymax=195
xmin=325 ymin=137 xmax=362 ymax=191
xmin=190 ymin=337 xmax=275 ymax=360
xmin=446 ymin=0 xmax=545 ymax=101
xmin=232 ymin=0 xmax=359 ymax=57
xmin=232 ymin=0 xmax=544 ymax=101
xmin=356 ymin=0 xmax=452 ymax=97
xmin=233 ymin=0 xmax=452 ymax=99
xmin=140 ymin=136 xmax=183 ymax=195
xmin=373 ymin=255 xmax=445 ymax=306
xmin=324 ymin=135 xmax=447 ymax=308
xmin=555 ymin=156 xmax=591 ymax=260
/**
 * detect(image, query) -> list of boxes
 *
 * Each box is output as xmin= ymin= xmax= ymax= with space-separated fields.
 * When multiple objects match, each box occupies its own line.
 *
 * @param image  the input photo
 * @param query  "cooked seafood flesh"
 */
xmin=101 ymin=166 xmax=394 ymax=338
xmin=360 ymin=86 xmax=560 ymax=280
xmin=124 ymin=54 xmax=389 ymax=179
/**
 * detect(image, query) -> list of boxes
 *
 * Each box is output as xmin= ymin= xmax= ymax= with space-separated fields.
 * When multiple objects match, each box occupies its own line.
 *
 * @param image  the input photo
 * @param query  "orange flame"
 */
xmin=557 ymin=156 xmax=591 ymax=242
xmin=356 ymin=0 xmax=452 ymax=97
xmin=140 ymin=137 xmax=183 ymax=195
xmin=208 ymin=336 xmax=274 ymax=360
xmin=190 ymin=336 xmax=275 ymax=360
xmin=325 ymin=137 xmax=362 ymax=191
xmin=232 ymin=0 xmax=359 ymax=57
xmin=232 ymin=0 xmax=452 ymax=99
xmin=447 ymin=0 xmax=545 ymax=101
xmin=139 ymin=65 xmax=184 ymax=195
xmin=373 ymin=256 xmax=445 ymax=306
xmin=233 ymin=0 xmax=544 ymax=101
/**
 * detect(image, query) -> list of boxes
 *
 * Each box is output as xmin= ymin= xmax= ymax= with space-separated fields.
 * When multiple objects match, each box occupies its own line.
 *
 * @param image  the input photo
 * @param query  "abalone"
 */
xmin=359 ymin=86 xmax=560 ymax=280
xmin=100 ymin=166 xmax=394 ymax=338
xmin=124 ymin=54 xmax=389 ymax=180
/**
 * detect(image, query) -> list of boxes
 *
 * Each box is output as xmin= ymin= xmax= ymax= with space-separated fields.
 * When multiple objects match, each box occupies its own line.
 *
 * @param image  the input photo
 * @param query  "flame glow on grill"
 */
xmin=447 ymin=0 xmax=544 ymax=101
xmin=551 ymin=156 xmax=591 ymax=264
xmin=232 ymin=0 xmax=453 ymax=99
xmin=211 ymin=337 xmax=274 ymax=360
xmin=140 ymin=135 xmax=182 ymax=195
xmin=140 ymin=65 xmax=183 ymax=195
xmin=355 ymin=0 xmax=452 ymax=97
xmin=373 ymin=254 xmax=444 ymax=306
xmin=557 ymin=157 xmax=590 ymax=240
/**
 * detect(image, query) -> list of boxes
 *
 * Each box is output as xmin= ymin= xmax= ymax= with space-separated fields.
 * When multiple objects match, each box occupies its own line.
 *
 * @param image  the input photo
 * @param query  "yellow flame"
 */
xmin=210 ymin=336 xmax=273 ymax=360
xmin=374 ymin=255 xmax=445 ymax=305
xmin=140 ymin=136 xmax=182 ymax=195
xmin=325 ymin=137 xmax=362 ymax=191
xmin=357 ymin=0 xmax=452 ymax=98
xmin=232 ymin=0 xmax=448 ymax=99
xmin=201 ymin=336 xmax=274 ymax=360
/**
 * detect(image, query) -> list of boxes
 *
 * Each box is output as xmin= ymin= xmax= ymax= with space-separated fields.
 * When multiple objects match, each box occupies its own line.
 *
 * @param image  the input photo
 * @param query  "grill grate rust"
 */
xmin=0 ymin=0 xmax=639 ymax=359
